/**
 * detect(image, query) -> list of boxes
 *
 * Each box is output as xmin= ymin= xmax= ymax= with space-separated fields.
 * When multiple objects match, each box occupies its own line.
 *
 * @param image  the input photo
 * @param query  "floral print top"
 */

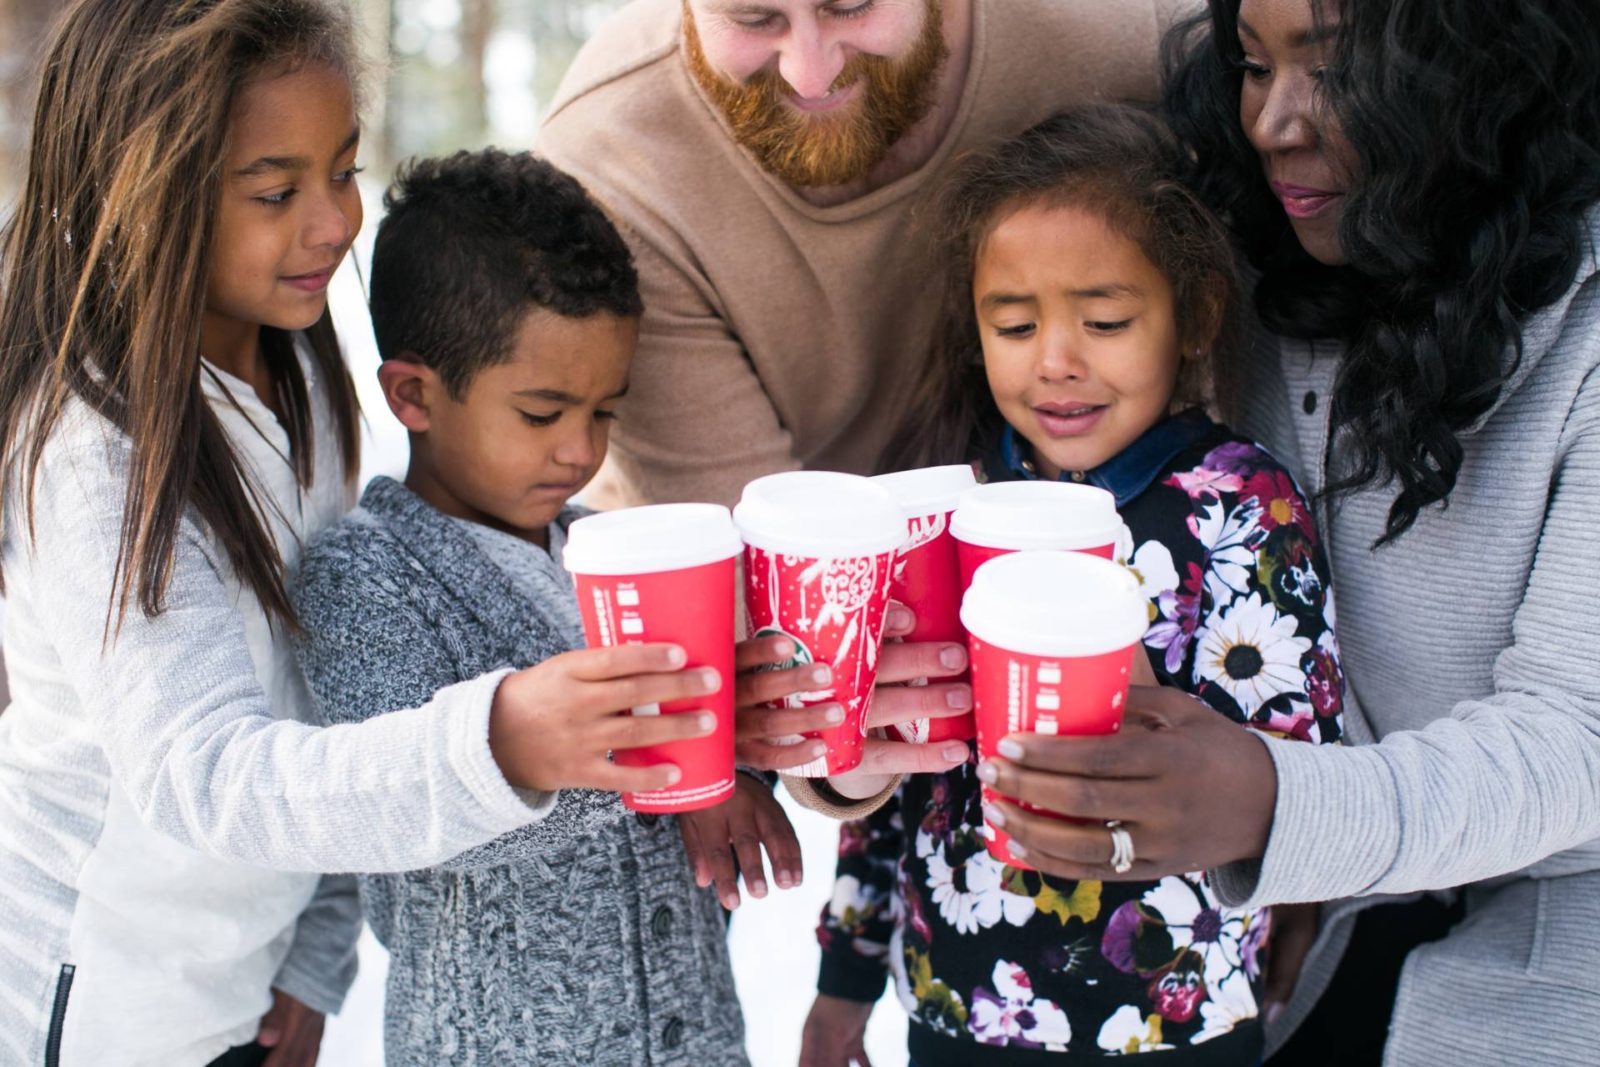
xmin=818 ymin=411 xmax=1344 ymax=1066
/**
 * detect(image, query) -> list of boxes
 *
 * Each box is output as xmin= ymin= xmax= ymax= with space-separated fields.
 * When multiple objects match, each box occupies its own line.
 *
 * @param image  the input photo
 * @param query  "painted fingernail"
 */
xmin=938 ymin=645 xmax=966 ymax=670
xmin=664 ymin=765 xmax=683 ymax=785
xmin=808 ymin=742 xmax=828 ymax=758
xmin=940 ymin=742 xmax=969 ymax=762
xmin=888 ymin=605 xmax=915 ymax=630
xmin=983 ymin=803 xmax=1006 ymax=828
xmin=824 ymin=705 xmax=845 ymax=724
xmin=1007 ymin=841 xmax=1028 ymax=859
xmin=975 ymin=760 xmax=998 ymax=784
xmin=698 ymin=667 xmax=721 ymax=691
xmin=696 ymin=712 xmax=717 ymax=733
xmin=772 ymin=637 xmax=795 ymax=656
xmin=666 ymin=646 xmax=687 ymax=667
xmin=997 ymin=737 xmax=1025 ymax=760
xmin=810 ymin=665 xmax=833 ymax=686
xmin=946 ymin=686 xmax=972 ymax=710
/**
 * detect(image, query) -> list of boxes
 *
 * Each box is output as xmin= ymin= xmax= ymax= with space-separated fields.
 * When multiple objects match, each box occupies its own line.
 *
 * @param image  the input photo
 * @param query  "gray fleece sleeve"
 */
xmin=1213 ymin=367 xmax=1600 ymax=907
xmin=272 ymin=874 xmax=361 ymax=1014
xmin=28 ymin=436 xmax=542 ymax=873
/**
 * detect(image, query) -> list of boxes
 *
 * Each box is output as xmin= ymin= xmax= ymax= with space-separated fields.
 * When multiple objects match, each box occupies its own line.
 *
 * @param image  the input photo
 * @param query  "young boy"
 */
xmin=293 ymin=149 xmax=782 ymax=1066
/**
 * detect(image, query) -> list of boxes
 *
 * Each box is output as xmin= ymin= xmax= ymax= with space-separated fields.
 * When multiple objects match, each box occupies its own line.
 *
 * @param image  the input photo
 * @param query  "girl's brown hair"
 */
xmin=883 ymin=104 xmax=1241 ymax=472
xmin=0 ymin=0 xmax=363 ymax=632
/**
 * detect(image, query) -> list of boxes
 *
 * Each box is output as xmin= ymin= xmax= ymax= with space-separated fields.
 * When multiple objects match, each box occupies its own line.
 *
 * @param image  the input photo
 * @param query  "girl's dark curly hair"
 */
xmin=1162 ymin=0 xmax=1600 ymax=542
xmin=884 ymin=104 xmax=1240 ymax=471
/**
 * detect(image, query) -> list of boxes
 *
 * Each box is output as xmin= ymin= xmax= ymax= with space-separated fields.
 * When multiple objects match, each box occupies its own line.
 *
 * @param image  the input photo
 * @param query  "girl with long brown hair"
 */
xmin=0 ymin=2 xmax=727 ymax=1063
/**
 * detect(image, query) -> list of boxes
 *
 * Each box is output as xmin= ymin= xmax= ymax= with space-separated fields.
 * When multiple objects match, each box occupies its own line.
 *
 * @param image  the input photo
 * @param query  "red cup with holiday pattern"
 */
xmin=734 ymin=472 xmax=905 ymax=777
xmin=871 ymin=465 xmax=978 ymax=744
xmin=564 ymin=504 xmax=743 ymax=813
xmin=951 ymin=481 xmax=1124 ymax=591
xmin=961 ymin=550 xmax=1149 ymax=869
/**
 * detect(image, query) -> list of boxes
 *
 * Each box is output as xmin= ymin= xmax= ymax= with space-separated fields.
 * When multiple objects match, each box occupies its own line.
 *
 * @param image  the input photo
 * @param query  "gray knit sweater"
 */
xmin=1215 ymin=207 xmax=1600 ymax=1064
xmin=293 ymin=477 xmax=747 ymax=1067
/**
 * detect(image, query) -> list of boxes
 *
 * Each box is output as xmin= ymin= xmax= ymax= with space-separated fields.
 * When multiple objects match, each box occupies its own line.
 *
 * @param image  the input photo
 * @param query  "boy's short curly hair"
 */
xmin=369 ymin=148 xmax=642 ymax=397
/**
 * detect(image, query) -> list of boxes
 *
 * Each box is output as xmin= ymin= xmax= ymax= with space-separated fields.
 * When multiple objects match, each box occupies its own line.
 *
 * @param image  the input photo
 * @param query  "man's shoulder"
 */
xmin=543 ymin=0 xmax=681 ymax=127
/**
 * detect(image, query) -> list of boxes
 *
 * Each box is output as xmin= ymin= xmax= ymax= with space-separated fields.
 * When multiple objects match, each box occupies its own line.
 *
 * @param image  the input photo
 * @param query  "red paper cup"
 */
xmin=951 ymin=481 xmax=1124 ymax=576
xmin=871 ymin=465 xmax=977 ymax=743
xmin=734 ymin=472 xmax=905 ymax=777
xmin=564 ymin=504 xmax=743 ymax=813
xmin=961 ymin=551 xmax=1149 ymax=869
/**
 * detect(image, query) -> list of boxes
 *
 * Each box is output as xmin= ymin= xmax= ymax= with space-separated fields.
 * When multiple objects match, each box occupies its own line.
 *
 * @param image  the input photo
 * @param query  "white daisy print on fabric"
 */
xmin=1194 ymin=593 xmax=1312 ymax=711
xmin=926 ymin=842 xmax=986 ymax=935
xmin=1189 ymin=498 xmax=1263 ymax=607
xmin=1097 ymin=1004 xmax=1175 ymax=1054
xmin=1128 ymin=539 xmax=1179 ymax=606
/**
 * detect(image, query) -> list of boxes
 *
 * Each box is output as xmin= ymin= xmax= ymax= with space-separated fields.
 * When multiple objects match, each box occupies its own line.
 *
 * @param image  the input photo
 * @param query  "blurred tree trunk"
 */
xmin=358 ymin=0 xmax=395 ymax=172
xmin=461 ymin=0 xmax=492 ymax=141
xmin=1 ymin=0 xmax=60 ymax=199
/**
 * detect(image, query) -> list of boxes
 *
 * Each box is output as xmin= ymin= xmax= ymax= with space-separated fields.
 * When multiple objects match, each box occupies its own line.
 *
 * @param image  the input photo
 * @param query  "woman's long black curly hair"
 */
xmin=1162 ymin=0 xmax=1600 ymax=542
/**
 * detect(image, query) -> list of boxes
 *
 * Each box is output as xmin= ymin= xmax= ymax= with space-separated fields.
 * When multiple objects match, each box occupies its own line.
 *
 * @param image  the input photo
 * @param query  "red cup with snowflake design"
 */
xmin=871 ymin=465 xmax=979 ymax=744
xmin=564 ymin=504 xmax=743 ymax=813
xmin=734 ymin=472 xmax=905 ymax=777
xmin=961 ymin=551 xmax=1150 ymax=868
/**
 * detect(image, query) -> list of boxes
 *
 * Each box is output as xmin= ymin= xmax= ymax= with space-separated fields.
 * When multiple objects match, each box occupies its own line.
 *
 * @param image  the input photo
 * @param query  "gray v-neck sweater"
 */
xmin=293 ymin=477 xmax=746 ymax=1067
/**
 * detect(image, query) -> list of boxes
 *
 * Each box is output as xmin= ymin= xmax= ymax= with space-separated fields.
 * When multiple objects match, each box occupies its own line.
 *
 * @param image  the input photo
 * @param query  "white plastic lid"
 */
xmin=563 ymin=503 xmax=743 ymax=575
xmin=871 ymin=465 xmax=979 ymax=519
xmin=950 ymin=480 xmax=1122 ymax=551
xmin=960 ymin=550 xmax=1148 ymax=657
xmin=733 ymin=471 xmax=905 ymax=558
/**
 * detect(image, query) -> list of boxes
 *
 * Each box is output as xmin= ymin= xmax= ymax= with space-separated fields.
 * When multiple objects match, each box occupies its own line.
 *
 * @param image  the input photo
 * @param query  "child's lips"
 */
xmin=1033 ymin=403 xmax=1107 ymax=437
xmin=281 ymin=267 xmax=334 ymax=292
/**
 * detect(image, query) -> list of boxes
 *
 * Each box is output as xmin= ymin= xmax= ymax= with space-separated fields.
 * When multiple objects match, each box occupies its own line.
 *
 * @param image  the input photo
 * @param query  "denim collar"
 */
xmin=993 ymin=408 xmax=1215 ymax=508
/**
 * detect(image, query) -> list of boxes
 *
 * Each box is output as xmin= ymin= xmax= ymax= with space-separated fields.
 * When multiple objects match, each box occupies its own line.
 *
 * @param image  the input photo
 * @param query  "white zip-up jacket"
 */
xmin=0 ymin=343 xmax=551 ymax=1066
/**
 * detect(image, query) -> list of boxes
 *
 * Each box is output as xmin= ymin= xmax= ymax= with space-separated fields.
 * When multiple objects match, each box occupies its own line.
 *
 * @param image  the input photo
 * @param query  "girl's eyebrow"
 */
xmin=1070 ymin=283 xmax=1142 ymax=299
xmin=233 ymin=127 xmax=361 ymax=178
xmin=978 ymin=291 xmax=1037 ymax=311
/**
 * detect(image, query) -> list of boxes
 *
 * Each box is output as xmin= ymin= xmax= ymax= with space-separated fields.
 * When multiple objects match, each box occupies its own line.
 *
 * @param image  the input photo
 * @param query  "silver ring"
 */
xmin=1106 ymin=820 xmax=1135 ymax=874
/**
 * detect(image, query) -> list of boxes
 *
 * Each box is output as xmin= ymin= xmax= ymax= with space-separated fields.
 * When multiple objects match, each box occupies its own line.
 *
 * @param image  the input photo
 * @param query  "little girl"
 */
xmin=0 ymin=2 xmax=775 ymax=1064
xmin=802 ymin=106 xmax=1345 ymax=1065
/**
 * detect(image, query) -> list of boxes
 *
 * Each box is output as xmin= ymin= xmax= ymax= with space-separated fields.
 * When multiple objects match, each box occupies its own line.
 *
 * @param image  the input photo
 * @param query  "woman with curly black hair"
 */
xmin=973 ymin=0 xmax=1600 ymax=1063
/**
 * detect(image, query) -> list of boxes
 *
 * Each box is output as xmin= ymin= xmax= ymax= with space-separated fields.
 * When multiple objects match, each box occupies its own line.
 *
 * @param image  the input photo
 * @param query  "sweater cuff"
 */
xmin=818 ymin=951 xmax=890 ymax=1003
xmin=1212 ymin=733 xmax=1401 ymax=908
xmin=781 ymin=774 xmax=900 ymax=820
xmin=445 ymin=669 xmax=552 ymax=829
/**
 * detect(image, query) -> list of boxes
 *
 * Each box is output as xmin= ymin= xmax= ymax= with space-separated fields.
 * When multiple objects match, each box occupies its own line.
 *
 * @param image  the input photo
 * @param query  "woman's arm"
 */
xmin=981 ymin=387 xmax=1600 ymax=901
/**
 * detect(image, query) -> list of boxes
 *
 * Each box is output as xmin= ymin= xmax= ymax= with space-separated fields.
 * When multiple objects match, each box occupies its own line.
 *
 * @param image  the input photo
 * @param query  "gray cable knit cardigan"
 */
xmin=1216 ymin=208 xmax=1600 ymax=1065
xmin=293 ymin=477 xmax=748 ymax=1067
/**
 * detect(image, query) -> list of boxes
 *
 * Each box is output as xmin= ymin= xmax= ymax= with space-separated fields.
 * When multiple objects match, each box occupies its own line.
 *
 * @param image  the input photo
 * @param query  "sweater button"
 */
xmin=1303 ymin=390 xmax=1318 ymax=414
xmin=662 ymin=1016 xmax=685 ymax=1049
xmin=651 ymin=905 xmax=674 ymax=939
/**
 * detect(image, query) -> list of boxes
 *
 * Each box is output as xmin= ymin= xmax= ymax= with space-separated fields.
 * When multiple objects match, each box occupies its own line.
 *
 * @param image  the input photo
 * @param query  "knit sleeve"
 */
xmin=20 ymin=430 xmax=539 ymax=873
xmin=1215 ymin=355 xmax=1600 ymax=906
xmin=292 ymin=534 xmax=637 ymax=872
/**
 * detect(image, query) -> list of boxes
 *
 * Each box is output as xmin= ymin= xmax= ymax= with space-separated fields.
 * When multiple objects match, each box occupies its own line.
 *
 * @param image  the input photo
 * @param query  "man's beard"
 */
xmin=682 ymin=1 xmax=949 ymax=188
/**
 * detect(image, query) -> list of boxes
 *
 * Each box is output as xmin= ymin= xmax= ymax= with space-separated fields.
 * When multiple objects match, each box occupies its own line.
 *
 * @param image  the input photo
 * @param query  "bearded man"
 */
xmin=538 ymin=0 xmax=1190 ymax=508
